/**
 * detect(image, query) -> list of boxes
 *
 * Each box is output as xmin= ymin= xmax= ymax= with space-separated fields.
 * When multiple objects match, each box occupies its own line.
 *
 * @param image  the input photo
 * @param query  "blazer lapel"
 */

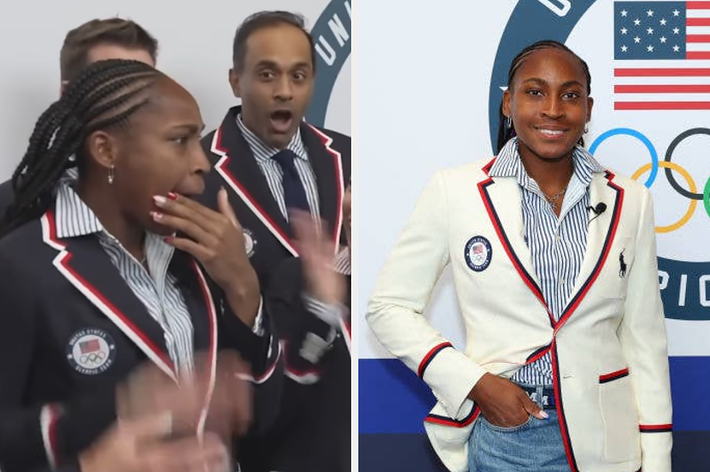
xmin=478 ymin=164 xmax=554 ymax=326
xmin=210 ymin=107 xmax=297 ymax=256
xmin=555 ymin=171 xmax=624 ymax=332
xmin=40 ymin=210 xmax=176 ymax=381
xmin=170 ymin=252 xmax=217 ymax=355
xmin=301 ymin=123 xmax=345 ymax=250
xmin=171 ymin=254 xmax=218 ymax=437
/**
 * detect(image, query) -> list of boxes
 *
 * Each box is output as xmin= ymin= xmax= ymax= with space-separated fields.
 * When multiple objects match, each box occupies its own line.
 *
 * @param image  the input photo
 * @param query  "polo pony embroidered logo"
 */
xmin=619 ymin=249 xmax=627 ymax=279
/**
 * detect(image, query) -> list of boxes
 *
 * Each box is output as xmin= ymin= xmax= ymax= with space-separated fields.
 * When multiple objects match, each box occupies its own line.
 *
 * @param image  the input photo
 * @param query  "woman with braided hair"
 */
xmin=367 ymin=40 xmax=672 ymax=472
xmin=0 ymin=59 xmax=283 ymax=472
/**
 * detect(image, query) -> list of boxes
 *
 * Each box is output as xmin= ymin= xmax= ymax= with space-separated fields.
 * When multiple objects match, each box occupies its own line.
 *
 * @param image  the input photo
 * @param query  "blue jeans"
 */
xmin=468 ymin=394 xmax=568 ymax=471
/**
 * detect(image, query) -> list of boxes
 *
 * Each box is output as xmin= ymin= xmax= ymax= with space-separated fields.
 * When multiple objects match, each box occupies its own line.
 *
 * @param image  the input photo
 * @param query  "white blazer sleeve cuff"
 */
xmin=421 ymin=346 xmax=487 ymax=418
xmin=639 ymin=432 xmax=672 ymax=472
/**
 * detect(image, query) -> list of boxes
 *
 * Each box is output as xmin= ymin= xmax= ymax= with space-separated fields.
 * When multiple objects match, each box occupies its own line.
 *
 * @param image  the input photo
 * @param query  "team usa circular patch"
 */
xmin=66 ymin=329 xmax=116 ymax=375
xmin=464 ymin=236 xmax=492 ymax=272
xmin=243 ymin=228 xmax=257 ymax=258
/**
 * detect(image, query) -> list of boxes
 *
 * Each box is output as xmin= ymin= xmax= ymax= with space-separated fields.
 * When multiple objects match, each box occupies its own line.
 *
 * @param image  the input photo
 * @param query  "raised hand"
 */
xmin=290 ymin=209 xmax=346 ymax=306
xmin=152 ymin=188 xmax=260 ymax=327
xmin=79 ymin=414 xmax=231 ymax=472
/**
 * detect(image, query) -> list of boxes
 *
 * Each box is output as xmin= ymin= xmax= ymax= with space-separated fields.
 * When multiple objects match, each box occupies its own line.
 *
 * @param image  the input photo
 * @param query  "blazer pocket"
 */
xmin=598 ymin=369 xmax=641 ymax=463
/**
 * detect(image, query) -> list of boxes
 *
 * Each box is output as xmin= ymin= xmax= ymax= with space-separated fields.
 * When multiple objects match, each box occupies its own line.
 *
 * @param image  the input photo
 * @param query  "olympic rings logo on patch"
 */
xmin=80 ymin=351 xmax=107 ymax=365
xmin=66 ymin=329 xmax=117 ymax=375
xmin=590 ymin=127 xmax=710 ymax=233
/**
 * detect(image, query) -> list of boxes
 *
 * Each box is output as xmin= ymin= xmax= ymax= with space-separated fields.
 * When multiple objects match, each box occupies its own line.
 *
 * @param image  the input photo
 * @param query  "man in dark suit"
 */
xmin=0 ymin=18 xmax=159 ymax=219
xmin=200 ymin=10 xmax=351 ymax=289
xmin=198 ymin=11 xmax=351 ymax=472
xmin=260 ymin=186 xmax=351 ymax=472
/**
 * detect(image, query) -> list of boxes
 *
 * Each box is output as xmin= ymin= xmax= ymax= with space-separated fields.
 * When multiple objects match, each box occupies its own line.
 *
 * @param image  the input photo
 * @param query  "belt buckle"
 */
xmin=525 ymin=387 xmax=554 ymax=410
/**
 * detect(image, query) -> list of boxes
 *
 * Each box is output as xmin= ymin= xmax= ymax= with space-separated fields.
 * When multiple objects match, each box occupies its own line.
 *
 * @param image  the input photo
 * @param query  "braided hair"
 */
xmin=0 ymin=59 xmax=162 ymax=237
xmin=496 ymin=40 xmax=592 ymax=153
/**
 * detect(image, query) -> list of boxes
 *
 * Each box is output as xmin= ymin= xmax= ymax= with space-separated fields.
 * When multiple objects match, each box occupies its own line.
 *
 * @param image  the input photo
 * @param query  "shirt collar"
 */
xmin=489 ymin=137 xmax=605 ymax=188
xmin=55 ymin=180 xmax=104 ymax=239
xmin=236 ymin=113 xmax=308 ymax=163
xmin=54 ymin=178 xmax=173 ymax=250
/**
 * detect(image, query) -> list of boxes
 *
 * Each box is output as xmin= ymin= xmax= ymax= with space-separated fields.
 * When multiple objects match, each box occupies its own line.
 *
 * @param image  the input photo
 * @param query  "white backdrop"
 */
xmin=358 ymin=0 xmax=710 ymax=358
xmin=358 ymin=0 xmax=518 ymax=357
xmin=0 ymin=0 xmax=351 ymax=180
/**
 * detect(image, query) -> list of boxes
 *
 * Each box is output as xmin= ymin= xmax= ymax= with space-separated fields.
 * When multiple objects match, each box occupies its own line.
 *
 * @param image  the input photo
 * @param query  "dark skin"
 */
xmin=502 ymin=47 xmax=593 ymax=216
xmin=229 ymin=23 xmax=315 ymax=150
xmin=470 ymin=47 xmax=592 ymax=427
xmin=78 ymin=76 xmax=260 ymax=327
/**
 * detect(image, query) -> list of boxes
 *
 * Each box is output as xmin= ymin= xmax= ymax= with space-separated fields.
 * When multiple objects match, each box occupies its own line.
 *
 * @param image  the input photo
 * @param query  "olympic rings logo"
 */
xmin=80 ymin=351 xmax=106 ymax=365
xmin=589 ymin=128 xmax=710 ymax=233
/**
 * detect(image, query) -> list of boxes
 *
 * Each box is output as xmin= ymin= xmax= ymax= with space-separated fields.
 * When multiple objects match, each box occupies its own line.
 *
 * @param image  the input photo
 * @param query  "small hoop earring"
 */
xmin=108 ymin=165 xmax=115 ymax=185
xmin=505 ymin=116 xmax=512 ymax=129
xmin=584 ymin=124 xmax=589 ymax=134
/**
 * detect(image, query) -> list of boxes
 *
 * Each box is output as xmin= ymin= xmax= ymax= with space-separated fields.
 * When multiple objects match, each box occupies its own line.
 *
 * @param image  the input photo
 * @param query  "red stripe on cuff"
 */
xmin=639 ymin=424 xmax=672 ymax=433
xmin=424 ymin=405 xmax=480 ymax=428
xmin=418 ymin=342 xmax=452 ymax=378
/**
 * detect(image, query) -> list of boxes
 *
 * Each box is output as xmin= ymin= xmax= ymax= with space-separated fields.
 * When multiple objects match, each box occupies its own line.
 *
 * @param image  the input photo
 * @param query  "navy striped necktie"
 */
xmin=272 ymin=149 xmax=311 ymax=215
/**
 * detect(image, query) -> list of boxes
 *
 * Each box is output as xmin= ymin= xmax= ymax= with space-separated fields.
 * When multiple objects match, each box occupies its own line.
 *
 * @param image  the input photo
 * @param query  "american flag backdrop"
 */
xmin=614 ymin=1 xmax=710 ymax=110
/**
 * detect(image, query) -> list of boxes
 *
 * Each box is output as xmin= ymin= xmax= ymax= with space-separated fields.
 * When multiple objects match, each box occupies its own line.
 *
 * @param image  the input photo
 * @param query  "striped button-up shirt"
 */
xmin=489 ymin=138 xmax=605 ymax=386
xmin=55 ymin=181 xmax=196 ymax=377
xmin=236 ymin=117 xmax=348 ymax=345
xmin=236 ymin=115 xmax=320 ymax=220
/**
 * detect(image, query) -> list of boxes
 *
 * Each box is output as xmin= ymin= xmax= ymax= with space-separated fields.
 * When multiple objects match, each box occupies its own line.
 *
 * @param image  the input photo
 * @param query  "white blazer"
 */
xmin=366 ymin=155 xmax=673 ymax=472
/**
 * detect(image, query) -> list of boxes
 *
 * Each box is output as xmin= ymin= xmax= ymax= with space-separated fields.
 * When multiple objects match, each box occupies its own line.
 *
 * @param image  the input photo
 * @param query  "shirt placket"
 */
xmin=107 ymin=234 xmax=182 ymax=375
xmin=146 ymin=237 xmax=191 ymax=378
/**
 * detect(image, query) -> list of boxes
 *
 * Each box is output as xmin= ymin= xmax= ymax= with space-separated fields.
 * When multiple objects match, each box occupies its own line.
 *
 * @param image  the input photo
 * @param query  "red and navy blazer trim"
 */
xmin=551 ymin=341 xmax=581 ymax=472
xmin=478 ymin=182 xmax=555 ymax=326
xmin=418 ymin=342 xmax=452 ymax=378
xmin=478 ymin=161 xmax=555 ymax=327
xmin=599 ymin=367 xmax=629 ymax=384
xmin=425 ymin=404 xmax=480 ymax=428
xmin=526 ymin=344 xmax=552 ymax=364
xmin=639 ymin=424 xmax=673 ymax=433
xmin=479 ymin=165 xmax=624 ymax=333
xmin=554 ymin=171 xmax=624 ymax=333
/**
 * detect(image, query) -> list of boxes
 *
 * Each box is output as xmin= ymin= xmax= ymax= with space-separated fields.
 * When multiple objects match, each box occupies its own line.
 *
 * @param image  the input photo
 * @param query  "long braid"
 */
xmin=0 ymin=60 xmax=162 ymax=237
xmin=496 ymin=40 xmax=592 ymax=153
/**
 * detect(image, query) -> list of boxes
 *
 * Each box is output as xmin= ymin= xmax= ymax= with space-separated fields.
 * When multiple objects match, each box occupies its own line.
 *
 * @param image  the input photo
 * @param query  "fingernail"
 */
xmin=540 ymin=411 xmax=549 ymax=419
xmin=153 ymin=195 xmax=167 ymax=206
xmin=151 ymin=211 xmax=163 ymax=220
xmin=167 ymin=192 xmax=178 ymax=200
xmin=163 ymin=236 xmax=173 ymax=243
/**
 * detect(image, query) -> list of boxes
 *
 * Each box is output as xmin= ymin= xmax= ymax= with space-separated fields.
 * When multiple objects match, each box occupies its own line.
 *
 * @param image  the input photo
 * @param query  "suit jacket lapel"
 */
xmin=210 ymin=107 xmax=296 ymax=255
xmin=555 ymin=171 xmax=624 ymax=331
xmin=170 ymin=254 xmax=218 ymax=438
xmin=301 ymin=123 xmax=344 ymax=249
xmin=478 ymin=170 xmax=554 ymax=326
xmin=169 ymin=252 xmax=216 ymax=353
xmin=41 ymin=211 xmax=176 ymax=380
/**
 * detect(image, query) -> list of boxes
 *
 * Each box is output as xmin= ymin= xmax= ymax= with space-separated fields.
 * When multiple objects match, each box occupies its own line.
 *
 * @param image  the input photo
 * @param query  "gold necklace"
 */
xmin=543 ymin=186 xmax=568 ymax=210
